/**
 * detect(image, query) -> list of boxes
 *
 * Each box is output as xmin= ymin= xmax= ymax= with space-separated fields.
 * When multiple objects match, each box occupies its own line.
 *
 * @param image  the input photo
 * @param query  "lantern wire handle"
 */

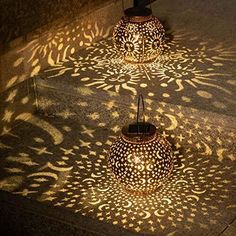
xmin=149 ymin=0 xmax=153 ymax=15
xmin=136 ymin=94 xmax=145 ymax=134
xmin=121 ymin=0 xmax=125 ymax=13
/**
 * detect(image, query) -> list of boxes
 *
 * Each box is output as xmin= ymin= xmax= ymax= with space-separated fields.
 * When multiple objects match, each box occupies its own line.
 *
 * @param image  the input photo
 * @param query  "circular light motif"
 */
xmin=108 ymin=126 xmax=174 ymax=194
xmin=113 ymin=16 xmax=165 ymax=63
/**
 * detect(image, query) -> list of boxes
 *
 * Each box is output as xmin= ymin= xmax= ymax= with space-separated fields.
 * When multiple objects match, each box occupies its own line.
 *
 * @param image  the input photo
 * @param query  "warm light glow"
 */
xmin=0 ymin=105 xmax=235 ymax=234
xmin=108 ymin=124 xmax=174 ymax=194
xmin=113 ymin=16 xmax=165 ymax=63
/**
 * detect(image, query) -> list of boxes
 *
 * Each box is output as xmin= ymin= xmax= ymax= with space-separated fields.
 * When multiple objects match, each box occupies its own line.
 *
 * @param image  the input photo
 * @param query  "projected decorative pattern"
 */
xmin=0 ymin=79 xmax=35 ymax=136
xmin=13 ymin=21 xmax=112 ymax=80
xmin=1 ymin=10 xmax=113 ymax=93
xmin=0 ymin=0 xmax=110 ymax=44
xmin=0 ymin=97 xmax=235 ymax=234
xmin=1 ymin=1 xmax=235 ymax=234
xmin=39 ymin=30 xmax=236 ymax=116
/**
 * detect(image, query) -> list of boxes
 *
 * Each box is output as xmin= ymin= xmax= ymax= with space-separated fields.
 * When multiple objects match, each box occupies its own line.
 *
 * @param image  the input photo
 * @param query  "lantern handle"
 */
xmin=121 ymin=0 xmax=125 ymax=13
xmin=136 ymin=94 xmax=145 ymax=125
xmin=149 ymin=0 xmax=153 ymax=14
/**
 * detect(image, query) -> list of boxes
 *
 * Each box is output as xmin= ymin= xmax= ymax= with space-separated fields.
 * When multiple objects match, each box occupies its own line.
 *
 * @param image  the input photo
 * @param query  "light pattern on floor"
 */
xmin=41 ymin=31 xmax=236 ymax=115
xmin=0 ymin=100 xmax=235 ymax=234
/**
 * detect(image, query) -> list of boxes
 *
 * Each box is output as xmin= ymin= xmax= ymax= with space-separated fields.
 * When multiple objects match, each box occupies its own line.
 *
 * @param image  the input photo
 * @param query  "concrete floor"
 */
xmin=0 ymin=0 xmax=236 ymax=235
xmin=0 ymin=107 xmax=235 ymax=235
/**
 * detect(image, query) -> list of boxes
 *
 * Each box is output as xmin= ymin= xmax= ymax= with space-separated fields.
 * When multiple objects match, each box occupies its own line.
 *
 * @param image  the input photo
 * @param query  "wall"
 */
xmin=0 ymin=0 xmax=132 ymax=135
xmin=0 ymin=0 xmax=132 ymax=93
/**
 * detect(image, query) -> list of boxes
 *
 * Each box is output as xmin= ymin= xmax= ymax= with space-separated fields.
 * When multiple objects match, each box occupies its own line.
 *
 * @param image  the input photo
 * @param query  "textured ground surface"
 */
xmin=0 ymin=102 xmax=235 ymax=235
xmin=36 ymin=0 xmax=236 ymax=118
xmin=0 ymin=0 xmax=236 ymax=235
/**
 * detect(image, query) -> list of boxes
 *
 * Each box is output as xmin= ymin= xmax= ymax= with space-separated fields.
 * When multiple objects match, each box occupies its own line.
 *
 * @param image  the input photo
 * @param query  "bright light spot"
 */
xmin=21 ymin=96 xmax=29 ymax=104
xmin=197 ymin=90 xmax=212 ymax=99
xmin=81 ymin=77 xmax=90 ymax=81
xmin=212 ymin=101 xmax=226 ymax=109
xmin=163 ymin=93 xmax=170 ymax=98
xmin=181 ymin=96 xmax=191 ymax=102
xmin=140 ymin=83 xmax=147 ymax=88
xmin=161 ymin=83 xmax=168 ymax=87
xmin=148 ymin=92 xmax=154 ymax=97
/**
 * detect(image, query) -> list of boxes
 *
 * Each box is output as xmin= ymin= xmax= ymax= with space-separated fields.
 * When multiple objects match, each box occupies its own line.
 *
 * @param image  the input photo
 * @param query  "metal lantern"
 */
xmin=113 ymin=0 xmax=165 ymax=63
xmin=108 ymin=95 xmax=174 ymax=194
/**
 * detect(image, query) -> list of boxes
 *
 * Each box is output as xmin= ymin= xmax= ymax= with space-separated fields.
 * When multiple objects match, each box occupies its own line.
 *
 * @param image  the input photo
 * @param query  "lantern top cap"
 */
xmin=124 ymin=7 xmax=152 ymax=17
xmin=121 ymin=122 xmax=157 ymax=143
xmin=121 ymin=94 xmax=157 ymax=143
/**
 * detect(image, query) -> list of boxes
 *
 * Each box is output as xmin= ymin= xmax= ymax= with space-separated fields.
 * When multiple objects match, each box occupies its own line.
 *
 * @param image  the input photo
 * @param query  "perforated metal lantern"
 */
xmin=113 ymin=1 xmax=165 ymax=63
xmin=108 ymin=96 xmax=173 ymax=194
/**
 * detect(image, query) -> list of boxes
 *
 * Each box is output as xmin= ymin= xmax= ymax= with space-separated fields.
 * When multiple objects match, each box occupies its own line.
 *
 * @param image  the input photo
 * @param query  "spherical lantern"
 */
xmin=113 ymin=1 xmax=165 ymax=63
xmin=108 ymin=95 xmax=174 ymax=194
